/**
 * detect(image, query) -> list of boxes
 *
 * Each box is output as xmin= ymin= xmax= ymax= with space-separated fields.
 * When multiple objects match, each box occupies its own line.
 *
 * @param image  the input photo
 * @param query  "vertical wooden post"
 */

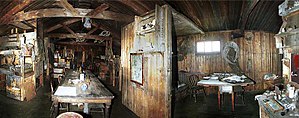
xmin=231 ymin=91 xmax=234 ymax=112
xmin=218 ymin=89 xmax=221 ymax=109
xmin=82 ymin=51 xmax=85 ymax=64
xmin=112 ymin=60 xmax=115 ymax=86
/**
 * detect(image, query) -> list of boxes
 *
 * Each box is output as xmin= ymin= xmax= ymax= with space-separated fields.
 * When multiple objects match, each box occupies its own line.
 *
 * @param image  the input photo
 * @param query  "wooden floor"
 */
xmin=0 ymin=78 xmax=262 ymax=118
xmin=174 ymin=91 xmax=262 ymax=118
xmin=0 ymin=79 xmax=137 ymax=118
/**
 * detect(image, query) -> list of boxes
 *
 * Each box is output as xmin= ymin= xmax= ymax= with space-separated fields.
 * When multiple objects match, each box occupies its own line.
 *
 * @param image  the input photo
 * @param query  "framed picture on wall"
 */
xmin=130 ymin=53 xmax=143 ymax=85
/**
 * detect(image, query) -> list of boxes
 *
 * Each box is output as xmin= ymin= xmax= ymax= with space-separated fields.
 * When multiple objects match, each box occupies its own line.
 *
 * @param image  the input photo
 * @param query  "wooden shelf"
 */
xmin=276 ymin=28 xmax=299 ymax=37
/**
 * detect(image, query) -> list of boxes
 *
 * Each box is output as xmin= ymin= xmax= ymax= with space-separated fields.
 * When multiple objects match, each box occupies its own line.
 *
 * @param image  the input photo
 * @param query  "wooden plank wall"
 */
xmin=178 ymin=31 xmax=282 ymax=91
xmin=121 ymin=23 xmax=166 ymax=118
xmin=121 ymin=5 xmax=172 ymax=118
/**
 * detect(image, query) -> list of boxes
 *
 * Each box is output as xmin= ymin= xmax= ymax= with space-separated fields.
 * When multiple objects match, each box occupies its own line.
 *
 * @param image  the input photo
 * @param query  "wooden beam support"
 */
xmin=86 ymin=3 xmax=109 ymax=17
xmin=87 ymin=28 xmax=98 ymax=35
xmin=24 ymin=20 xmax=37 ymax=28
xmin=10 ymin=21 xmax=32 ymax=30
xmin=0 ymin=0 xmax=34 ymax=24
xmin=12 ymin=8 xmax=133 ymax=23
xmin=92 ymin=22 xmax=121 ymax=39
xmin=47 ymin=33 xmax=111 ymax=41
xmin=46 ymin=18 xmax=81 ymax=33
xmin=55 ymin=41 xmax=106 ymax=46
xmin=59 ymin=0 xmax=79 ymax=16
xmin=62 ymin=24 xmax=77 ymax=37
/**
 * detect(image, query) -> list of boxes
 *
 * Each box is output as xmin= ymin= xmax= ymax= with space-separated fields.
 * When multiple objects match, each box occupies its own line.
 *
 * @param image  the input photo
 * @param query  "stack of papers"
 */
xmin=54 ymin=86 xmax=77 ymax=96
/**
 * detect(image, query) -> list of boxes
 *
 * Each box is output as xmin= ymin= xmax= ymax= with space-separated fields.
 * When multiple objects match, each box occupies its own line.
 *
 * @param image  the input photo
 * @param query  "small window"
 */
xmin=197 ymin=41 xmax=221 ymax=54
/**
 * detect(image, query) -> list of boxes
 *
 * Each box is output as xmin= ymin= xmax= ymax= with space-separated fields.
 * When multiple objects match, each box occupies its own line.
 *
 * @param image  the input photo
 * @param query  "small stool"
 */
xmin=56 ymin=112 xmax=83 ymax=118
xmin=218 ymin=86 xmax=234 ymax=111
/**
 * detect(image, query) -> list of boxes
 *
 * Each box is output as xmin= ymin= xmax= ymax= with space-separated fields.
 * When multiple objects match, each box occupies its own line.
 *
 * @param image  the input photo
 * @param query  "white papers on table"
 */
xmin=54 ymin=86 xmax=77 ymax=96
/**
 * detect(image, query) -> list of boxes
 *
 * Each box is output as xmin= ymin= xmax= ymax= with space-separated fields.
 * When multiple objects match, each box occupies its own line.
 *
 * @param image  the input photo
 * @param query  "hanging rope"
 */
xmin=222 ymin=41 xmax=239 ymax=65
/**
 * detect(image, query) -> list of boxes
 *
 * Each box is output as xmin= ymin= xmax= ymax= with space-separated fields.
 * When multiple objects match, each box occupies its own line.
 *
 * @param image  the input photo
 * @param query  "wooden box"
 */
xmin=6 ymin=75 xmax=21 ymax=100
xmin=0 ymin=74 xmax=6 ymax=90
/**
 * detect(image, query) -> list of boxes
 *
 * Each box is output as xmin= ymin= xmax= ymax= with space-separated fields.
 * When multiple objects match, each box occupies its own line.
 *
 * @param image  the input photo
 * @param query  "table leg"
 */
xmin=105 ymin=103 xmax=111 ymax=118
xmin=231 ymin=92 xmax=234 ymax=112
xmin=218 ymin=90 xmax=221 ymax=110
xmin=52 ymin=102 xmax=59 ymax=118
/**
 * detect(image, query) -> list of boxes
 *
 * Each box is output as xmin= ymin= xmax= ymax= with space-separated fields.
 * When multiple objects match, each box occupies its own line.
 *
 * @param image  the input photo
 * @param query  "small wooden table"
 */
xmin=51 ymin=70 xmax=114 ymax=118
xmin=197 ymin=77 xmax=254 ymax=112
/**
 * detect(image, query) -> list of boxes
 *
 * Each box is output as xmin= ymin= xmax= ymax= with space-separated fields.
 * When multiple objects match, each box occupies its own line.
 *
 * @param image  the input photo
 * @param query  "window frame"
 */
xmin=196 ymin=40 xmax=222 ymax=55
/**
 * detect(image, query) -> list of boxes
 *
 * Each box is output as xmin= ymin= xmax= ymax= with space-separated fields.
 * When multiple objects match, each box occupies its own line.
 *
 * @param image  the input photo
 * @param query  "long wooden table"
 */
xmin=51 ymin=70 xmax=114 ymax=118
xmin=197 ymin=75 xmax=255 ymax=112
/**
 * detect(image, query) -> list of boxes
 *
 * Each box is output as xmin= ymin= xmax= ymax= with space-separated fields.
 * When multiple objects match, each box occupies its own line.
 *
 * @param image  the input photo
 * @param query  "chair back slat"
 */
xmin=188 ymin=74 xmax=199 ymax=86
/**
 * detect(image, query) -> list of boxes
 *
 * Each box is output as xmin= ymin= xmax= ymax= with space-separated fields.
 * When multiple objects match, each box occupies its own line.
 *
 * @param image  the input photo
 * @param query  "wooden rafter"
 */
xmin=12 ymin=8 xmax=133 ymax=23
xmin=92 ymin=22 xmax=120 ymax=39
xmin=0 ymin=0 xmax=22 ymax=15
xmin=0 ymin=0 xmax=34 ymax=24
xmin=87 ymin=28 xmax=98 ymax=35
xmin=46 ymin=18 xmax=81 ymax=33
xmin=24 ymin=19 xmax=37 ymax=28
xmin=55 ymin=41 xmax=106 ymax=46
xmin=86 ymin=3 xmax=109 ymax=17
xmin=62 ymin=24 xmax=77 ymax=37
xmin=10 ymin=21 xmax=32 ymax=30
xmin=59 ymin=0 xmax=79 ymax=16
xmin=47 ymin=33 xmax=111 ymax=41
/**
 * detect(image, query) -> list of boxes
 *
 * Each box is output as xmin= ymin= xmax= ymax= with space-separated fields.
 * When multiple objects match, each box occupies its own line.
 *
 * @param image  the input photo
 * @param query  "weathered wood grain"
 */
xmin=86 ymin=3 xmax=109 ymax=17
xmin=121 ymin=5 xmax=172 ymax=118
xmin=46 ymin=33 xmax=111 ymax=41
xmin=178 ymin=31 xmax=281 ymax=91
xmin=46 ymin=18 xmax=81 ymax=33
xmin=12 ymin=8 xmax=133 ymax=23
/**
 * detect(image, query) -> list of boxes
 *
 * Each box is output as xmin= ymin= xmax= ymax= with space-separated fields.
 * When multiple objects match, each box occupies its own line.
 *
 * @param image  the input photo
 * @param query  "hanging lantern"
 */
xmin=83 ymin=17 xmax=91 ymax=29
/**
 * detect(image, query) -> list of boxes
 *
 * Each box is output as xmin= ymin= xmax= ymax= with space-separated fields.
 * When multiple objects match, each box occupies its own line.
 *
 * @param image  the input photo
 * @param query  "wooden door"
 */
xmin=121 ymin=5 xmax=173 ymax=118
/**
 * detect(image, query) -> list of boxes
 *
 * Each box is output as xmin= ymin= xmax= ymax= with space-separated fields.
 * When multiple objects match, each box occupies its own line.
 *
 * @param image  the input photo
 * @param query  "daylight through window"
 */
xmin=196 ymin=41 xmax=220 ymax=54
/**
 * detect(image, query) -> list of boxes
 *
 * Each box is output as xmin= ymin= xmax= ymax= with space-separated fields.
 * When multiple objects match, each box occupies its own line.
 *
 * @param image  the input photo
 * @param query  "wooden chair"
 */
xmin=49 ymin=77 xmax=69 ymax=118
xmin=219 ymin=85 xmax=245 ymax=111
xmin=187 ymin=74 xmax=206 ymax=102
xmin=89 ymin=103 xmax=105 ymax=115
xmin=219 ymin=86 xmax=233 ymax=106
xmin=234 ymin=86 xmax=245 ymax=105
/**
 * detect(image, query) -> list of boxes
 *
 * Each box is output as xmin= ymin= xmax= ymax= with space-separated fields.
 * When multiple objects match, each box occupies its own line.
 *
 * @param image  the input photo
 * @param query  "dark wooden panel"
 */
xmin=178 ymin=31 xmax=281 ymax=91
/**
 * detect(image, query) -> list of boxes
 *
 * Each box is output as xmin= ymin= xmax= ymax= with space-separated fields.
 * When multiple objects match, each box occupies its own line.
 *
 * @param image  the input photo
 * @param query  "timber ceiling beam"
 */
xmin=12 ymin=8 xmax=133 ymax=23
xmin=10 ymin=21 xmax=32 ymax=30
xmin=47 ymin=33 xmax=111 ymax=41
xmin=87 ymin=28 xmax=98 ymax=35
xmin=239 ymin=0 xmax=260 ymax=32
xmin=62 ymin=24 xmax=77 ymax=37
xmin=46 ymin=18 xmax=81 ymax=33
xmin=92 ymin=22 xmax=120 ymax=39
xmin=24 ymin=20 xmax=37 ymax=28
xmin=59 ymin=0 xmax=79 ymax=16
xmin=94 ymin=21 xmax=121 ymax=46
xmin=0 ymin=0 xmax=34 ymax=24
xmin=54 ymin=41 xmax=106 ymax=46
xmin=86 ymin=3 xmax=109 ymax=17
